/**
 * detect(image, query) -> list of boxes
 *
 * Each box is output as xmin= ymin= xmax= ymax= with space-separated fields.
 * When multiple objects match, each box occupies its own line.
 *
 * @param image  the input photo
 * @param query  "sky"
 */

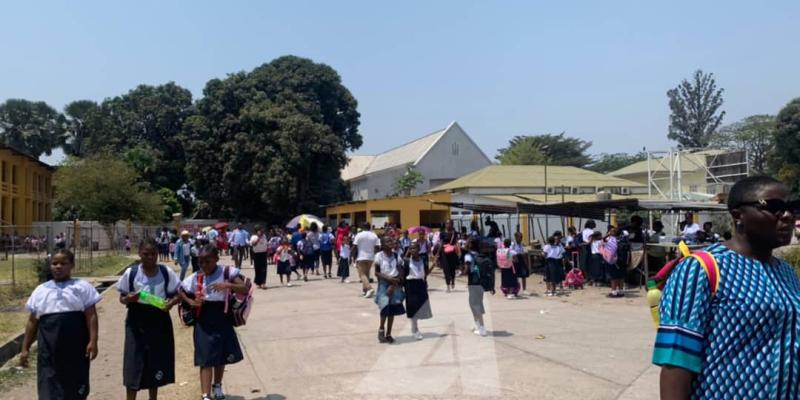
xmin=1 ymin=1 xmax=799 ymax=166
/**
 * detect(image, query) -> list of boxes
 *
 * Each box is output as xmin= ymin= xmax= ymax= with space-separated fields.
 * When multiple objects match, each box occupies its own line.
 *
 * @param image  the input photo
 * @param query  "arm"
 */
xmin=19 ymin=313 xmax=38 ymax=367
xmin=84 ymin=305 xmax=99 ymax=361
xmin=209 ymin=275 xmax=249 ymax=294
xmin=660 ymin=366 xmax=694 ymax=400
xmin=177 ymin=287 xmax=203 ymax=307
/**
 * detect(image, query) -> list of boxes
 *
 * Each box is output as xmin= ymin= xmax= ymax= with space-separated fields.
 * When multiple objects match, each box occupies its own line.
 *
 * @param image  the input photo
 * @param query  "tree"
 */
xmin=393 ymin=164 xmax=425 ymax=196
xmin=183 ymin=56 xmax=361 ymax=220
xmin=773 ymin=98 xmax=800 ymax=192
xmin=588 ymin=152 xmax=647 ymax=173
xmin=496 ymin=132 xmax=592 ymax=167
xmin=157 ymin=187 xmax=182 ymax=222
xmin=667 ymin=70 xmax=726 ymax=148
xmin=0 ymin=99 xmax=66 ymax=157
xmin=53 ymin=156 xmax=163 ymax=225
xmin=710 ymin=115 xmax=776 ymax=175
xmin=63 ymin=100 xmax=101 ymax=157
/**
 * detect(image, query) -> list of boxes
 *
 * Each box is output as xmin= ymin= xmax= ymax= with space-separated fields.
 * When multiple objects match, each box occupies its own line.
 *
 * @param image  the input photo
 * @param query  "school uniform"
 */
xmin=496 ymin=247 xmax=520 ymax=295
xmin=276 ymin=247 xmax=293 ymax=276
xmin=338 ymin=245 xmax=351 ymax=279
xmin=374 ymin=252 xmax=406 ymax=316
xmin=181 ymin=266 xmax=244 ymax=367
xmin=404 ymin=257 xmax=432 ymax=319
xmin=116 ymin=264 xmax=180 ymax=390
xmin=26 ymin=279 xmax=102 ymax=400
xmin=510 ymin=241 xmax=529 ymax=278
xmin=319 ymin=232 xmax=335 ymax=266
xmin=414 ymin=238 xmax=431 ymax=275
xmin=298 ymin=239 xmax=316 ymax=269
xmin=588 ymin=240 xmax=605 ymax=283
xmin=250 ymin=234 xmax=269 ymax=285
xmin=543 ymin=244 xmax=566 ymax=283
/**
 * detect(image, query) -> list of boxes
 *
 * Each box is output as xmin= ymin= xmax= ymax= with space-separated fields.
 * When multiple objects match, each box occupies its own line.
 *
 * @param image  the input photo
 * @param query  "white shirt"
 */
xmin=250 ymin=234 xmax=268 ymax=253
xmin=582 ymin=228 xmax=594 ymax=243
xmin=26 ymin=279 xmax=102 ymax=319
xmin=354 ymin=231 xmax=380 ymax=262
xmin=682 ymin=223 xmax=701 ymax=237
xmin=509 ymin=242 xmax=525 ymax=257
xmin=374 ymin=252 xmax=403 ymax=278
xmin=339 ymin=244 xmax=351 ymax=259
xmin=591 ymin=240 xmax=602 ymax=254
xmin=414 ymin=239 xmax=429 ymax=254
xmin=543 ymin=244 xmax=565 ymax=259
xmin=181 ymin=266 xmax=241 ymax=302
xmin=407 ymin=258 xmax=425 ymax=280
xmin=116 ymin=265 xmax=180 ymax=300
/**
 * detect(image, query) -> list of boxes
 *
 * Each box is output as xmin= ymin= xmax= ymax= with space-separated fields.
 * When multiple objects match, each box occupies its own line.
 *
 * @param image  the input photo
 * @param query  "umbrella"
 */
xmin=408 ymin=226 xmax=431 ymax=235
xmin=202 ymin=226 xmax=212 ymax=233
xmin=214 ymin=222 xmax=229 ymax=230
xmin=286 ymin=214 xmax=324 ymax=230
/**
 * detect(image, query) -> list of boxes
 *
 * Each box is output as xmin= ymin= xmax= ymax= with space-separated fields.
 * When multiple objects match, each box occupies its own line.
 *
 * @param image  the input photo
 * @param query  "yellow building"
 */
xmin=326 ymin=192 xmax=452 ymax=229
xmin=0 ymin=145 xmax=54 ymax=226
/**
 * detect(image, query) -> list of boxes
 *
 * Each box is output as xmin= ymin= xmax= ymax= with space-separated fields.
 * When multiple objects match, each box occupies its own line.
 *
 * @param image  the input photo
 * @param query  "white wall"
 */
xmin=414 ymin=123 xmax=492 ymax=194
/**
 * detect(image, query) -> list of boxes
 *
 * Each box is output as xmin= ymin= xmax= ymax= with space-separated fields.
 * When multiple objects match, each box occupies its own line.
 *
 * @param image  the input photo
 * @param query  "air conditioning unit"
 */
xmin=620 ymin=187 xmax=631 ymax=195
xmin=546 ymin=187 xmax=556 ymax=195
xmin=596 ymin=191 xmax=612 ymax=201
xmin=571 ymin=187 xmax=580 ymax=194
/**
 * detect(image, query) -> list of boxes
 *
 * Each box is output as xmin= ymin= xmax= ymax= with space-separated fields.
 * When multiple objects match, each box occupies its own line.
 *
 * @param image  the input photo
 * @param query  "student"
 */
xmin=306 ymin=223 xmax=322 ymax=276
xmin=116 ymin=238 xmax=181 ymax=400
xmin=353 ymin=223 xmax=380 ymax=298
xmin=250 ymin=225 xmax=269 ymax=290
xmin=125 ymin=235 xmax=132 ymax=255
xmin=398 ymin=230 xmax=412 ymax=257
xmin=601 ymin=226 xmax=625 ymax=298
xmin=179 ymin=244 xmax=247 ymax=400
xmin=175 ymin=231 xmax=192 ymax=280
xmin=297 ymin=232 xmax=314 ymax=282
xmin=463 ymin=238 xmax=495 ymax=337
xmin=275 ymin=238 xmax=295 ymax=287
xmin=405 ymin=242 xmax=432 ymax=340
xmin=374 ymin=237 xmax=405 ymax=344
xmin=437 ymin=220 xmax=461 ymax=293
xmin=510 ymin=232 xmax=530 ymax=296
xmin=496 ymin=238 xmax=519 ymax=299
xmin=414 ymin=230 xmax=432 ymax=279
xmin=543 ymin=236 xmax=565 ymax=297
xmin=20 ymin=249 xmax=101 ymax=400
xmin=587 ymin=231 xmax=605 ymax=286
xmin=338 ymin=237 xmax=352 ymax=283
xmin=319 ymin=225 xmax=335 ymax=279
xmin=579 ymin=220 xmax=597 ymax=272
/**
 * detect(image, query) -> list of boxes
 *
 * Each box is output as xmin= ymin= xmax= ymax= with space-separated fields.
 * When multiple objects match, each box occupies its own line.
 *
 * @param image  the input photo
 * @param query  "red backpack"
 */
xmin=224 ymin=266 xmax=254 ymax=327
xmin=654 ymin=242 xmax=720 ymax=296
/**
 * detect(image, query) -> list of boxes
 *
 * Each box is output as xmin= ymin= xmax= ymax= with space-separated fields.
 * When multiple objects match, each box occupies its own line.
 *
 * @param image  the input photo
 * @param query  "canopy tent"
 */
xmin=429 ymin=201 xmax=517 ymax=215
xmin=516 ymin=199 xmax=727 ymax=221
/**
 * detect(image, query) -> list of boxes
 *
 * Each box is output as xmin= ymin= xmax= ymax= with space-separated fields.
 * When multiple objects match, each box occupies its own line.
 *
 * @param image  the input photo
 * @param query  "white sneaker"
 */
xmin=344 ymin=279 xmax=350 ymax=284
xmin=522 ymin=290 xmax=531 ymax=296
xmin=478 ymin=327 xmax=488 ymax=337
xmin=446 ymin=286 xmax=451 ymax=293
xmin=506 ymin=294 xmax=514 ymax=299
xmin=365 ymin=289 xmax=375 ymax=298
xmin=287 ymin=283 xmax=293 ymax=287
xmin=414 ymin=331 xmax=424 ymax=340
xmin=212 ymin=383 xmax=225 ymax=399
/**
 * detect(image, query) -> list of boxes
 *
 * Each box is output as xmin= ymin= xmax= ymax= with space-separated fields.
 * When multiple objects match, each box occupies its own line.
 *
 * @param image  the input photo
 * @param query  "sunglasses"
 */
xmin=738 ymin=199 xmax=800 ymax=216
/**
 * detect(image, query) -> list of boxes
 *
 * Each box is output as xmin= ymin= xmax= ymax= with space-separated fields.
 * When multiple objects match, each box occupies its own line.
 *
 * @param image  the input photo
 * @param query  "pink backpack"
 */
xmin=565 ymin=268 xmax=585 ymax=288
xmin=223 ymin=266 xmax=254 ymax=327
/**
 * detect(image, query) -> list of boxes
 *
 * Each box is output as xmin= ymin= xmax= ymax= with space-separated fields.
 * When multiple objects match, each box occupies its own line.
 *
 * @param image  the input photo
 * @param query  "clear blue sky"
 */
xmin=2 ymin=1 xmax=799 ymax=165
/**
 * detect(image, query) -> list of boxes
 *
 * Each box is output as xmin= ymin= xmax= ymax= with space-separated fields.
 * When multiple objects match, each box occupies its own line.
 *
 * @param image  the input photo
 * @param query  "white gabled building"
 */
xmin=341 ymin=121 xmax=492 ymax=201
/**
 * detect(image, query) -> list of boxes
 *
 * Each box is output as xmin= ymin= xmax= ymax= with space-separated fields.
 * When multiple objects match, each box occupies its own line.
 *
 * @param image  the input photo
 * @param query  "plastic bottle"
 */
xmin=138 ymin=290 xmax=167 ymax=310
xmin=646 ymin=280 xmax=661 ymax=328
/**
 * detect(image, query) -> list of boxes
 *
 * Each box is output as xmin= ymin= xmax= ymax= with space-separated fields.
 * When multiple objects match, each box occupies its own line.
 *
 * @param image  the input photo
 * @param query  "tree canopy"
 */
xmin=667 ymin=70 xmax=726 ymax=148
xmin=53 ymin=156 xmax=163 ymax=225
xmin=773 ymin=98 xmax=800 ymax=193
xmin=496 ymin=133 xmax=592 ymax=167
xmin=393 ymin=164 xmax=425 ymax=196
xmin=0 ymin=99 xmax=66 ymax=157
xmin=710 ymin=114 xmax=776 ymax=175
xmin=587 ymin=152 xmax=647 ymax=174
xmin=182 ymin=55 xmax=361 ymax=220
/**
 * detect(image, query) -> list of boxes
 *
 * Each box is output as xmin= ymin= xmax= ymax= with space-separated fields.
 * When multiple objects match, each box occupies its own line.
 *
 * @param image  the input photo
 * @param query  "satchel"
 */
xmin=178 ymin=273 xmax=203 ymax=326
xmin=443 ymin=233 xmax=457 ymax=254
xmin=224 ymin=266 xmax=254 ymax=327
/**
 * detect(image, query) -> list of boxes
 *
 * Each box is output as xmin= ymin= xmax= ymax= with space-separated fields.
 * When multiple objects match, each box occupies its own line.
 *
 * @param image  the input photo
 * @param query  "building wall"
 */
xmin=0 ymin=148 xmax=53 ymax=227
xmin=326 ymin=192 xmax=452 ymax=229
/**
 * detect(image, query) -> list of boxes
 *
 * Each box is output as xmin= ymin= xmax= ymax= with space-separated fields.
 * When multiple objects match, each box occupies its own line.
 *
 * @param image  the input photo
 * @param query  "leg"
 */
xmin=179 ymin=261 xmax=189 ymax=281
xmin=386 ymin=315 xmax=395 ymax=337
xmin=148 ymin=388 xmax=158 ymax=400
xmin=521 ymin=278 xmax=527 ymax=291
xmin=126 ymin=388 xmax=137 ymax=400
xmin=200 ymin=367 xmax=213 ymax=397
xmin=410 ymin=317 xmax=419 ymax=334
xmin=213 ymin=365 xmax=225 ymax=385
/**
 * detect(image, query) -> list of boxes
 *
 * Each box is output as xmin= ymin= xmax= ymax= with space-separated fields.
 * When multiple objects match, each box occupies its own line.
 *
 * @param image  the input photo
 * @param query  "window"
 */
xmin=11 ymin=165 xmax=17 ymax=185
xmin=451 ymin=142 xmax=459 ymax=156
xmin=1 ymin=162 xmax=5 ymax=183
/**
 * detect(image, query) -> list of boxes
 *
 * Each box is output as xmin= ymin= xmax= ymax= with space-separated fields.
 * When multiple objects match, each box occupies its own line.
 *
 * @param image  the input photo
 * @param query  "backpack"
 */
xmin=223 ymin=266 xmax=254 ymax=327
xmin=650 ymin=242 xmax=720 ymax=326
xmin=128 ymin=264 xmax=172 ymax=299
xmin=300 ymin=240 xmax=315 ymax=256
xmin=470 ymin=252 xmax=495 ymax=292
xmin=616 ymin=236 xmax=631 ymax=270
xmin=179 ymin=272 xmax=203 ymax=326
xmin=320 ymin=233 xmax=333 ymax=251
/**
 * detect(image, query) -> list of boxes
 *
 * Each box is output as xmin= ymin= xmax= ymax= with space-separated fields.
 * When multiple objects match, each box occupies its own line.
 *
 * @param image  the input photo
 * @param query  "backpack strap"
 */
xmin=159 ymin=264 xmax=173 ymax=298
xmin=223 ymin=266 xmax=230 ymax=314
xmin=128 ymin=264 xmax=139 ymax=294
xmin=688 ymin=251 xmax=720 ymax=296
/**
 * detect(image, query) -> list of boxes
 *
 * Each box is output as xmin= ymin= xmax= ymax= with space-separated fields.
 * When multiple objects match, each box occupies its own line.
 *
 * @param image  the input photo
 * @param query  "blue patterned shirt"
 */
xmin=653 ymin=243 xmax=800 ymax=399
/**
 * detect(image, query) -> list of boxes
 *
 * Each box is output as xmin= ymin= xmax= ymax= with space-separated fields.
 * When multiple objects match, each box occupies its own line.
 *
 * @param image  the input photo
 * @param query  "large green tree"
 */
xmin=496 ymin=133 xmax=592 ymax=167
xmin=710 ymin=114 xmax=776 ymax=175
xmin=667 ymin=70 xmax=726 ymax=148
xmin=588 ymin=152 xmax=647 ymax=173
xmin=182 ymin=56 xmax=361 ymax=220
xmin=773 ymin=98 xmax=800 ymax=193
xmin=63 ymin=100 xmax=102 ymax=157
xmin=0 ymin=99 xmax=66 ymax=157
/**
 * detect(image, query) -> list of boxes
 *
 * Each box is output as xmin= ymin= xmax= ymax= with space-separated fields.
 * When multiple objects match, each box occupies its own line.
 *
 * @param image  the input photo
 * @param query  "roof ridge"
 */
xmin=373 ymin=127 xmax=446 ymax=156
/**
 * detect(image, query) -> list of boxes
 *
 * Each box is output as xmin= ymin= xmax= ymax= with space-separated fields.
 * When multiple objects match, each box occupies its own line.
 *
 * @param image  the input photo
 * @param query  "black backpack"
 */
xmin=616 ymin=236 xmax=631 ymax=270
xmin=472 ymin=252 xmax=495 ymax=292
xmin=128 ymin=264 xmax=172 ymax=297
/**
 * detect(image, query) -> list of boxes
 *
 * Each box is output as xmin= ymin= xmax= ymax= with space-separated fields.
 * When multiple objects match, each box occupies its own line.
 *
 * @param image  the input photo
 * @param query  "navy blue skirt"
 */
xmin=544 ymin=258 xmax=565 ymax=283
xmin=193 ymin=302 xmax=243 ymax=367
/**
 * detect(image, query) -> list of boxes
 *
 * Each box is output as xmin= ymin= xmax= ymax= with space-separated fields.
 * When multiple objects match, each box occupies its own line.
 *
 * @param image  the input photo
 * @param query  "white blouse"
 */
xmin=181 ymin=266 xmax=241 ymax=302
xmin=26 ymin=279 xmax=102 ymax=319
xmin=374 ymin=252 xmax=403 ymax=278
xmin=407 ymin=258 xmax=425 ymax=280
xmin=116 ymin=265 xmax=180 ymax=300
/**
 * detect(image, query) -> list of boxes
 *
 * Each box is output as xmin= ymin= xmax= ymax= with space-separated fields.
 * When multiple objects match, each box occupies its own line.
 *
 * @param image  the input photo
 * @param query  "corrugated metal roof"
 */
xmin=341 ymin=128 xmax=446 ymax=181
xmin=428 ymin=165 xmax=645 ymax=192
xmin=608 ymin=149 xmax=729 ymax=177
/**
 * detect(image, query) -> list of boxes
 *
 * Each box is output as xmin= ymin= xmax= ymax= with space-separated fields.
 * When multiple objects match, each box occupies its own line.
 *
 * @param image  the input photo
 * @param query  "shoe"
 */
xmin=304 ymin=276 xmax=308 ymax=282
xmin=506 ymin=294 xmax=514 ymax=299
xmin=414 ymin=331 xmax=424 ymax=340
xmin=212 ymin=383 xmax=225 ymax=399
xmin=202 ymin=395 xmax=213 ymax=400
xmin=521 ymin=291 xmax=530 ymax=296
xmin=472 ymin=326 xmax=480 ymax=335
xmin=344 ymin=279 xmax=350 ymax=284
xmin=478 ymin=327 xmax=487 ymax=337
xmin=287 ymin=283 xmax=293 ymax=287
xmin=378 ymin=329 xmax=387 ymax=343
xmin=446 ymin=286 xmax=451 ymax=293
xmin=365 ymin=289 xmax=375 ymax=298
xmin=386 ymin=335 xmax=395 ymax=344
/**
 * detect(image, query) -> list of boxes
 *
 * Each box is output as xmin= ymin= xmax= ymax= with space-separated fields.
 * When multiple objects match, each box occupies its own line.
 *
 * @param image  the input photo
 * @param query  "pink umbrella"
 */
xmin=408 ymin=226 xmax=432 ymax=235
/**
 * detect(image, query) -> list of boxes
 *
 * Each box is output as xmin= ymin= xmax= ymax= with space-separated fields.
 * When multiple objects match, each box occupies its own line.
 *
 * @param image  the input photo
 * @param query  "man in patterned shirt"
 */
xmin=654 ymin=176 xmax=800 ymax=399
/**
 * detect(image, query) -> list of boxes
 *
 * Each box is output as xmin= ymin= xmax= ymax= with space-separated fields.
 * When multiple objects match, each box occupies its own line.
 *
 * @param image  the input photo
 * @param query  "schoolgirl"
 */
xmin=588 ymin=231 xmax=605 ymax=285
xmin=543 ymin=236 xmax=566 ymax=296
xmin=414 ymin=231 xmax=431 ymax=278
xmin=297 ymin=232 xmax=313 ymax=282
xmin=179 ymin=244 xmax=247 ymax=400
xmin=274 ymin=238 xmax=295 ymax=287
xmin=405 ymin=242 xmax=433 ymax=340
xmin=374 ymin=237 xmax=406 ymax=344
xmin=337 ymin=237 xmax=352 ymax=283
xmin=510 ymin=232 xmax=530 ymax=296
xmin=496 ymin=238 xmax=520 ymax=298
xmin=20 ymin=249 xmax=101 ymax=400
xmin=319 ymin=226 xmax=335 ymax=279
xmin=602 ymin=226 xmax=625 ymax=298
xmin=116 ymin=238 xmax=181 ymax=400
xmin=463 ymin=238 xmax=495 ymax=337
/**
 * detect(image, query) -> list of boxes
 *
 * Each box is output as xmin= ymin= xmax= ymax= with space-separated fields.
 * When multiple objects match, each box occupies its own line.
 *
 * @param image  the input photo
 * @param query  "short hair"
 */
xmin=198 ymin=244 xmax=218 ymax=257
xmin=631 ymin=215 xmax=643 ymax=225
xmin=727 ymin=176 xmax=785 ymax=211
xmin=468 ymin=237 xmax=480 ymax=251
xmin=139 ymin=237 xmax=159 ymax=251
xmin=503 ymin=238 xmax=511 ymax=247
xmin=585 ymin=220 xmax=596 ymax=229
xmin=53 ymin=249 xmax=75 ymax=265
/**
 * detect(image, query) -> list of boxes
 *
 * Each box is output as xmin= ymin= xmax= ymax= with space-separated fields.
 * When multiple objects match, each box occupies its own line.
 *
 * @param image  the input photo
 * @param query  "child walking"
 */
xmin=20 ymin=249 xmax=101 ymax=400
xmin=463 ymin=238 xmax=495 ymax=337
xmin=405 ymin=242 xmax=433 ymax=340
xmin=116 ymin=238 xmax=181 ymax=400
xmin=297 ymin=232 xmax=313 ymax=282
xmin=497 ymin=238 xmax=520 ymax=299
xmin=337 ymin=237 xmax=352 ymax=283
xmin=510 ymin=232 xmax=530 ymax=295
xmin=274 ymin=238 xmax=294 ymax=287
xmin=179 ymin=244 xmax=248 ymax=400
xmin=374 ymin=237 xmax=405 ymax=344
xmin=543 ymin=236 xmax=565 ymax=296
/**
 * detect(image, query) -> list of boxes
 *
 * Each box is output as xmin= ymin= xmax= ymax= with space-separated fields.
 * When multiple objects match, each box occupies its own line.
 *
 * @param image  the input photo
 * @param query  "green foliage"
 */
xmin=63 ymin=100 xmax=101 ymax=157
xmin=710 ymin=115 xmax=776 ymax=175
xmin=53 ymin=155 xmax=163 ymax=225
xmin=667 ymin=70 xmax=726 ymax=148
xmin=774 ymin=98 xmax=800 ymax=193
xmin=182 ymin=55 xmax=361 ymax=220
xmin=393 ymin=164 xmax=425 ymax=196
xmin=588 ymin=152 xmax=647 ymax=173
xmin=496 ymin=132 xmax=591 ymax=167
xmin=0 ymin=99 xmax=67 ymax=157
xmin=783 ymin=246 xmax=800 ymax=277
xmin=33 ymin=257 xmax=51 ymax=283
xmin=157 ymin=188 xmax=182 ymax=220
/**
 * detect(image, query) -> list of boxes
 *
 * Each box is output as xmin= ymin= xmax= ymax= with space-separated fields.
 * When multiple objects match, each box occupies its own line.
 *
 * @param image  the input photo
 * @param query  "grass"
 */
xmin=0 ymin=348 xmax=37 ymax=390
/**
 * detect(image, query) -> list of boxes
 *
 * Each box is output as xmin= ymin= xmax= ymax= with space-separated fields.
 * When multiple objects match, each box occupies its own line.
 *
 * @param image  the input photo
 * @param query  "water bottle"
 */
xmin=646 ymin=280 xmax=661 ymax=328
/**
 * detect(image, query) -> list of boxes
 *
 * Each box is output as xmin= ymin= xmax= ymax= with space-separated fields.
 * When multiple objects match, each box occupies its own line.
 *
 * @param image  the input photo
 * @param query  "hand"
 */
xmin=491 ymin=289 xmax=496 ymax=295
xmin=387 ymin=286 xmax=395 ymax=297
xmin=120 ymin=293 xmax=140 ymax=305
xmin=187 ymin=297 xmax=204 ymax=308
xmin=19 ymin=350 xmax=29 ymax=368
xmin=86 ymin=341 xmax=98 ymax=361
xmin=163 ymin=302 xmax=175 ymax=312
xmin=208 ymin=282 xmax=230 ymax=291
